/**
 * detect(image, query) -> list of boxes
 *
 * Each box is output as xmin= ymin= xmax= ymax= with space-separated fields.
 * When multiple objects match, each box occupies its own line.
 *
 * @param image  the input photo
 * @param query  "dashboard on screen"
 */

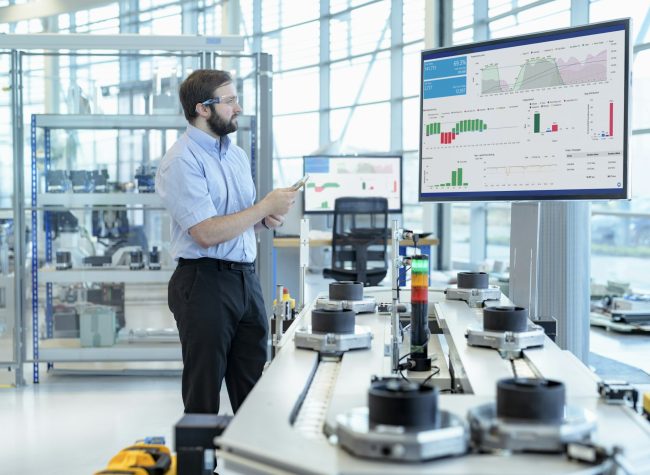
xmin=419 ymin=19 xmax=630 ymax=202
xmin=303 ymin=155 xmax=402 ymax=213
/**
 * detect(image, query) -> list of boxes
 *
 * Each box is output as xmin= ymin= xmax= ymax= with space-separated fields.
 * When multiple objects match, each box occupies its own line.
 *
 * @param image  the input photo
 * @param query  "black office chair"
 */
xmin=323 ymin=197 xmax=389 ymax=287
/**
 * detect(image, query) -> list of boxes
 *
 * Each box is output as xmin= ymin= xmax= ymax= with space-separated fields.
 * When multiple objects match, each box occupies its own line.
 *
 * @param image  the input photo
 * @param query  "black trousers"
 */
xmin=168 ymin=258 xmax=268 ymax=414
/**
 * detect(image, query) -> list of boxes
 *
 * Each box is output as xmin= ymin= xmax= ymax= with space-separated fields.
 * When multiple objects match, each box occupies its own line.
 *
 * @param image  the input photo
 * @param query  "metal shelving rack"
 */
xmin=30 ymin=113 xmax=186 ymax=376
xmin=1 ymin=33 xmax=275 ymax=384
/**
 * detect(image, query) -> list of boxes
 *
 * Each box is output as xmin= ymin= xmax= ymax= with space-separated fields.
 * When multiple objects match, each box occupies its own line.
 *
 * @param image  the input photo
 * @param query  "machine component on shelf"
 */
xmin=90 ymin=169 xmax=109 ymax=192
xmin=129 ymin=249 xmax=144 ymax=270
xmin=55 ymin=250 xmax=72 ymax=270
xmin=45 ymin=170 xmax=70 ymax=193
xmin=47 ymin=211 xmax=79 ymax=236
xmin=468 ymin=378 xmax=596 ymax=453
xmin=597 ymin=380 xmax=639 ymax=409
xmin=80 ymin=305 xmax=117 ymax=347
xmin=92 ymin=208 xmax=129 ymax=240
xmin=134 ymin=165 xmax=156 ymax=193
xmin=466 ymin=306 xmax=545 ymax=355
xmin=175 ymin=413 xmax=232 ymax=475
xmin=82 ymin=255 xmax=112 ymax=267
xmin=84 ymin=207 xmax=149 ymax=269
xmin=148 ymin=246 xmax=161 ymax=270
xmin=52 ymin=305 xmax=79 ymax=338
xmin=407 ymin=255 xmax=431 ymax=372
xmin=336 ymin=377 xmax=467 ymax=462
xmin=315 ymin=281 xmax=376 ymax=314
xmin=445 ymin=271 xmax=501 ymax=308
xmin=294 ymin=308 xmax=372 ymax=354
xmin=87 ymin=283 xmax=125 ymax=328
xmin=70 ymin=170 xmax=92 ymax=193
xmin=117 ymin=327 xmax=179 ymax=344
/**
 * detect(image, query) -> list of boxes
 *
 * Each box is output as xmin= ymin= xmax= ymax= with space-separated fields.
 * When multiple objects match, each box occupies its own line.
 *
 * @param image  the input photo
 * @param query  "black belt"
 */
xmin=177 ymin=257 xmax=255 ymax=271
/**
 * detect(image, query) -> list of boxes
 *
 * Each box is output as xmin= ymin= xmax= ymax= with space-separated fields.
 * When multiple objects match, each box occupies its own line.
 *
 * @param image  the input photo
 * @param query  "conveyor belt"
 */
xmin=217 ymin=288 xmax=650 ymax=475
xmin=294 ymin=359 xmax=341 ymax=439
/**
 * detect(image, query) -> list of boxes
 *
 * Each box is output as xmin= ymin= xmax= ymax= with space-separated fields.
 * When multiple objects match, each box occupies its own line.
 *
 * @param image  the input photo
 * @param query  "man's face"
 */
xmin=206 ymin=82 xmax=241 ymax=137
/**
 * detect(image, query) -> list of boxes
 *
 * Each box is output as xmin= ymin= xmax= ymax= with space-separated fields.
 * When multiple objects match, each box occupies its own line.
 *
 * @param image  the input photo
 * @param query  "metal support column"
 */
xmin=10 ymin=50 xmax=25 ymax=386
xmin=390 ymin=0 xmax=403 ymax=154
xmin=537 ymin=202 xmax=591 ymax=362
xmin=425 ymin=0 xmax=453 ymax=270
xmin=256 ymin=53 xmax=274 ymax=318
xmin=319 ymin=0 xmax=330 ymax=147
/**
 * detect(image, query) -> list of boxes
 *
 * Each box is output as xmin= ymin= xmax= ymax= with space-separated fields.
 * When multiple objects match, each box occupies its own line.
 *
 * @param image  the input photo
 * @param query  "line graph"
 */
xmin=481 ymin=50 xmax=607 ymax=95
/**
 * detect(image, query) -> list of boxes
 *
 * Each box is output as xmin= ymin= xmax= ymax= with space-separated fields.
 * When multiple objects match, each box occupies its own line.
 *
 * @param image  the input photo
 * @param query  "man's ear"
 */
xmin=195 ymin=102 xmax=209 ymax=118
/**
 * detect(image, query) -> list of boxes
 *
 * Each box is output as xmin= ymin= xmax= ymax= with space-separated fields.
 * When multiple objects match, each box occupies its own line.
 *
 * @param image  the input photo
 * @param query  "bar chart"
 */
xmin=425 ymin=119 xmax=488 ymax=145
xmin=588 ymin=101 xmax=615 ymax=140
xmin=433 ymin=167 xmax=469 ymax=188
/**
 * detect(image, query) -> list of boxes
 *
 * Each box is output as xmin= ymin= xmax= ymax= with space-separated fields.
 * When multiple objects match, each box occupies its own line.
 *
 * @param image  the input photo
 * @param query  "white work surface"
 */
xmin=217 ymin=288 xmax=650 ymax=475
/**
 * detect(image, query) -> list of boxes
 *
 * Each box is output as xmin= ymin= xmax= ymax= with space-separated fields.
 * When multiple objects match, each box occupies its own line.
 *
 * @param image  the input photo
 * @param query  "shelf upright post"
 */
xmin=43 ymin=128 xmax=54 ymax=372
xmin=30 ymin=114 xmax=39 ymax=383
xmin=11 ymin=49 xmax=26 ymax=386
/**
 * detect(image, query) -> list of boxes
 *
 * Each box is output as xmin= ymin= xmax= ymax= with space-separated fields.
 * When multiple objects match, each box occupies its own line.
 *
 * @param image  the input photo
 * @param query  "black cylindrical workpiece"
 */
xmin=311 ymin=308 xmax=355 ymax=334
xmin=457 ymin=271 xmax=489 ymax=289
xmin=483 ymin=306 xmax=528 ymax=333
xmin=369 ymin=379 xmax=439 ymax=429
xmin=329 ymin=281 xmax=363 ymax=301
xmin=130 ymin=250 xmax=143 ymax=264
xmin=496 ymin=378 xmax=566 ymax=423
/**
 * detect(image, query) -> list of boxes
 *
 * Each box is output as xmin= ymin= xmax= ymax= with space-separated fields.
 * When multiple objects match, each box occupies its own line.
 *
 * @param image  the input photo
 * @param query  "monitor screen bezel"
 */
xmin=302 ymin=154 xmax=403 ymax=214
xmin=418 ymin=18 xmax=631 ymax=203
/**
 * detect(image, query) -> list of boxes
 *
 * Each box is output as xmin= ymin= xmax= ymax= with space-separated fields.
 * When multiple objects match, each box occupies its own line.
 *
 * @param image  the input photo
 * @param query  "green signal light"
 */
xmin=411 ymin=255 xmax=429 ymax=273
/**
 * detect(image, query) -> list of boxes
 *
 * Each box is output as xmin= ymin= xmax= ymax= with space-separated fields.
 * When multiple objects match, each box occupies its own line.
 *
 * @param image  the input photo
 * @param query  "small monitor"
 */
xmin=302 ymin=155 xmax=402 ymax=214
xmin=419 ymin=19 xmax=630 ymax=202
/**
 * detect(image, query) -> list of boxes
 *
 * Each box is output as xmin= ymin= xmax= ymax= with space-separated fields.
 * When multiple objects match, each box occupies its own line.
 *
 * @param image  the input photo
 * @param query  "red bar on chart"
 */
xmin=609 ymin=102 xmax=614 ymax=137
xmin=451 ymin=132 xmax=456 ymax=142
xmin=551 ymin=123 xmax=558 ymax=132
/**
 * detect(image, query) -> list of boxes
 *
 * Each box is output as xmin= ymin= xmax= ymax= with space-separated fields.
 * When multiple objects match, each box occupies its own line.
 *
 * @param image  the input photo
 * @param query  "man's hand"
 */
xmin=261 ymin=188 xmax=297 ymax=216
xmin=263 ymin=214 xmax=284 ymax=229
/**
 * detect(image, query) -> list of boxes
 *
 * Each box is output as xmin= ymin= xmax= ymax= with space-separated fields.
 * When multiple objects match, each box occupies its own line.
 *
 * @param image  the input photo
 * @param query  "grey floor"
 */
xmin=1 ymin=275 xmax=649 ymax=474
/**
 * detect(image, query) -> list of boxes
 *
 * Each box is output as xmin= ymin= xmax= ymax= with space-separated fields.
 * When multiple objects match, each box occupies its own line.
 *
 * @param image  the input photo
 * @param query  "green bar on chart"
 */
xmin=451 ymin=170 xmax=457 ymax=186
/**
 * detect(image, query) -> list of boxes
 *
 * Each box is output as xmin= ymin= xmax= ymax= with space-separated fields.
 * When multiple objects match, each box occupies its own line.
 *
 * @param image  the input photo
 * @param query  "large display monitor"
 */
xmin=303 ymin=155 xmax=402 ymax=213
xmin=419 ymin=19 xmax=630 ymax=202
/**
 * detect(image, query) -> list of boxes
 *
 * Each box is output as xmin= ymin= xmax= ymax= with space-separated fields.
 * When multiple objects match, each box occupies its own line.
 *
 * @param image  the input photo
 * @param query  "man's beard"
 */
xmin=207 ymin=105 xmax=238 ymax=136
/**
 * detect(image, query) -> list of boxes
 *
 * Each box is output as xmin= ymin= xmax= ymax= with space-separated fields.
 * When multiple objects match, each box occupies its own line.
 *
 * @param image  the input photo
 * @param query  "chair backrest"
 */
xmin=331 ymin=197 xmax=389 ymax=274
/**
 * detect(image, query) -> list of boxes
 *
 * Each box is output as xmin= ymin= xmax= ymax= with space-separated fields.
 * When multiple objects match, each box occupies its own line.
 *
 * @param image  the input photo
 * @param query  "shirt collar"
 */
xmin=186 ymin=123 xmax=230 ymax=156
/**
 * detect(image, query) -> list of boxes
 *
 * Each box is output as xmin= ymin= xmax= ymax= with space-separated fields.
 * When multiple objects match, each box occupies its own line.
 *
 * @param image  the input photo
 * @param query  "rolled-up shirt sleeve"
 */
xmin=156 ymin=154 xmax=218 ymax=233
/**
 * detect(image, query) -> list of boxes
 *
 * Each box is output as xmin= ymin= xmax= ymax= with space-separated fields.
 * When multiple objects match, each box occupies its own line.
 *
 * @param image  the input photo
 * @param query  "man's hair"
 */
xmin=179 ymin=69 xmax=232 ymax=123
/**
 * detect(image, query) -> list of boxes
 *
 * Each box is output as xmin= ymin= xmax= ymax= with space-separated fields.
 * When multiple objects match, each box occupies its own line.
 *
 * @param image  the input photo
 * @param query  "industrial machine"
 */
xmin=213 ymin=282 xmax=650 ymax=474
xmin=295 ymin=281 xmax=373 ymax=355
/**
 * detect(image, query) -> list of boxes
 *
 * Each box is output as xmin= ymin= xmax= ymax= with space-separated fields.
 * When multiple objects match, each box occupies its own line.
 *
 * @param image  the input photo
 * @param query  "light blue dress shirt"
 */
xmin=156 ymin=124 xmax=257 ymax=262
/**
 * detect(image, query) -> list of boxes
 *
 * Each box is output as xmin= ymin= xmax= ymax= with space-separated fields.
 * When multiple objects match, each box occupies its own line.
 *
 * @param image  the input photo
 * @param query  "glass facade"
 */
xmin=1 ymin=0 xmax=648 ymax=292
